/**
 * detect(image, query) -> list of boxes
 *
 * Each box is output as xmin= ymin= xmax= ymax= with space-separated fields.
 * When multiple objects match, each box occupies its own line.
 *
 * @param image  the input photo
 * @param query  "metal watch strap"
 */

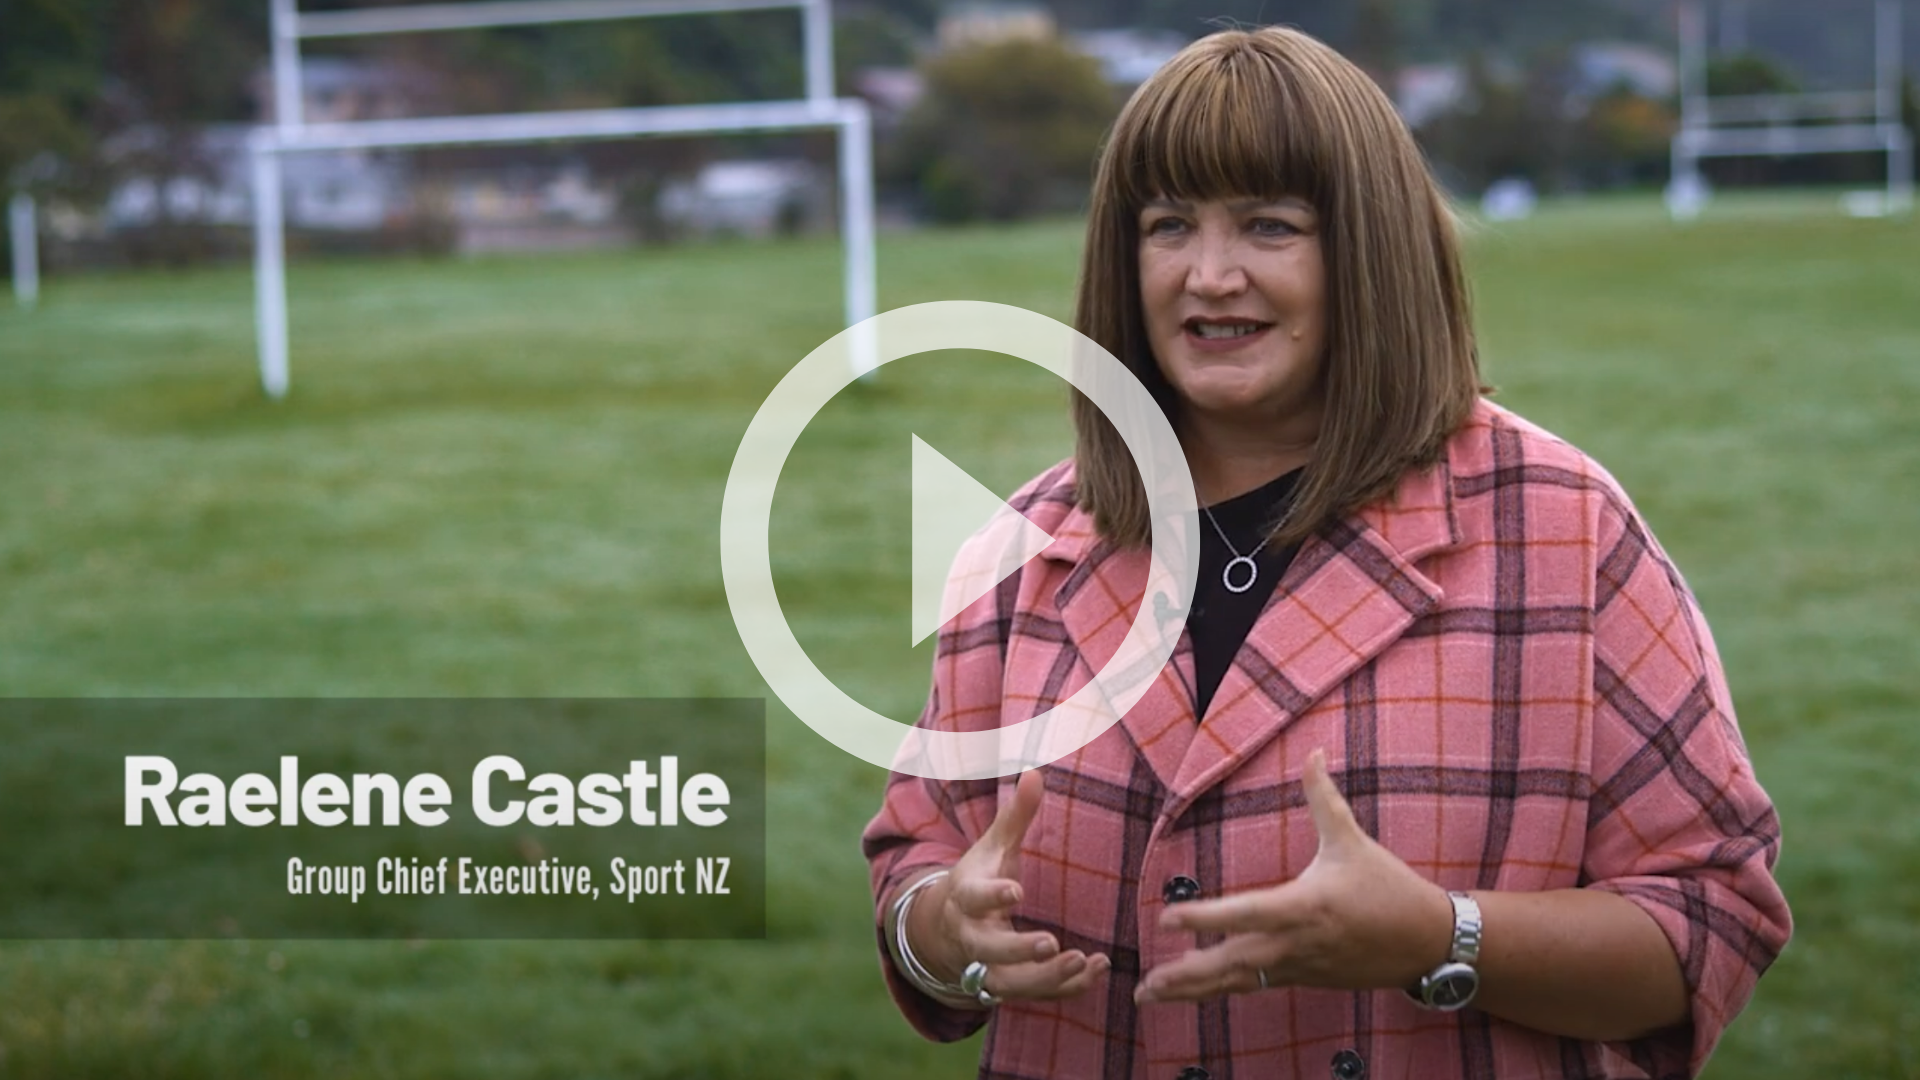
xmin=1404 ymin=890 xmax=1482 ymax=1011
xmin=1446 ymin=891 xmax=1482 ymax=964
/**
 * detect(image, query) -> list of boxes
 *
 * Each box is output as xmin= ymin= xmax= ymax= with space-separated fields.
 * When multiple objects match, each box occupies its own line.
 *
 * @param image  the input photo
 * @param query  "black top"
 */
xmin=1189 ymin=468 xmax=1305 ymax=719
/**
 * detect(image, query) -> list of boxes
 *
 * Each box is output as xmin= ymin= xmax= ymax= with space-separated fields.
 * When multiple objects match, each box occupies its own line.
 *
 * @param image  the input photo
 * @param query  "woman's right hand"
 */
xmin=906 ymin=770 xmax=1112 ymax=1002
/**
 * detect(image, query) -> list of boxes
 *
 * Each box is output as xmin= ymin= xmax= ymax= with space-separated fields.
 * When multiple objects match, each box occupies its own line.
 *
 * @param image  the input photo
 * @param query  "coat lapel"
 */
xmin=1038 ymin=457 xmax=1460 ymax=804
xmin=1165 ymin=458 xmax=1462 ymax=814
xmin=1040 ymin=518 xmax=1197 ymax=793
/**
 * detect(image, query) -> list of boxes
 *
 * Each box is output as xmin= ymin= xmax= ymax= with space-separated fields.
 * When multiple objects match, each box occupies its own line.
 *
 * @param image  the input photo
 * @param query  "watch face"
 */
xmin=1427 ymin=965 xmax=1479 ymax=1011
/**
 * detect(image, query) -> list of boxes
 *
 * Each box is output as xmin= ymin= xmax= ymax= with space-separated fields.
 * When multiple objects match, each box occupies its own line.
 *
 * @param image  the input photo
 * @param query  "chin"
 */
xmin=1171 ymin=373 xmax=1277 ymax=413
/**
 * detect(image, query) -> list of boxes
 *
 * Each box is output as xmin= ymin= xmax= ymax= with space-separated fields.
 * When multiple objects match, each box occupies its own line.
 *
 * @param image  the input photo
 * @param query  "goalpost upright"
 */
xmin=8 ymin=192 xmax=37 ymax=310
xmin=250 ymin=0 xmax=876 ymax=398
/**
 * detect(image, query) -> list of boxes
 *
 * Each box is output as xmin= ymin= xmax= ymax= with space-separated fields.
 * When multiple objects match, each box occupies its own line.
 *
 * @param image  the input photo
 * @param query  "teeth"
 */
xmin=1192 ymin=322 xmax=1262 ymax=340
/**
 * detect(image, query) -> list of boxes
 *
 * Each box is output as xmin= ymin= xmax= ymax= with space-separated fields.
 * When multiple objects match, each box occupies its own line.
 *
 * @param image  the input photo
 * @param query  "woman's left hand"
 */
xmin=1134 ymin=748 xmax=1455 ymax=1003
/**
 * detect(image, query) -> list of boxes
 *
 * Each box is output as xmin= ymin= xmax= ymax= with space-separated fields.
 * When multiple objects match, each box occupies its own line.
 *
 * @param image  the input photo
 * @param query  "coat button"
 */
xmin=1176 ymin=1068 xmax=1211 ymax=1080
xmin=1162 ymin=875 xmax=1202 ymax=903
xmin=1330 ymin=1048 xmax=1366 ymax=1080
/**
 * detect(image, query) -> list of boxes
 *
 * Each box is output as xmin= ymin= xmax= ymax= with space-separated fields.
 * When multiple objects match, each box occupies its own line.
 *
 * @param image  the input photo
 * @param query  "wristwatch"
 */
xmin=1407 ymin=891 xmax=1482 ymax=1011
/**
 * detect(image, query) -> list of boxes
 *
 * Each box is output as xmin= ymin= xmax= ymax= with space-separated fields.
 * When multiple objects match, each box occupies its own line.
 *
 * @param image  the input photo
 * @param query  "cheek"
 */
xmin=1299 ymin=260 xmax=1329 ymax=333
xmin=1137 ymin=255 xmax=1183 ymax=331
xmin=1302 ymin=299 xmax=1329 ymax=353
xmin=1267 ymin=265 xmax=1327 ymax=344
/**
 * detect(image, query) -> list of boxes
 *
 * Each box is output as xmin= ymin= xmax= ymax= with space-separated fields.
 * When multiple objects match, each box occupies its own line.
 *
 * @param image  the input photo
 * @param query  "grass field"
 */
xmin=1 ymin=194 xmax=1916 ymax=1077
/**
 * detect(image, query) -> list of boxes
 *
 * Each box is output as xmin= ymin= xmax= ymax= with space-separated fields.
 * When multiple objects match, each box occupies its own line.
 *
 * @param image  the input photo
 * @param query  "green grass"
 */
xmin=2 ymin=195 xmax=1916 ymax=1077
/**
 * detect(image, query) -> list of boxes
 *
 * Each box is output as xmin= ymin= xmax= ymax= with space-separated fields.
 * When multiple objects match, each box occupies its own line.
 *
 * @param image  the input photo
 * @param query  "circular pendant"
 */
xmin=1222 ymin=555 xmax=1259 ymax=594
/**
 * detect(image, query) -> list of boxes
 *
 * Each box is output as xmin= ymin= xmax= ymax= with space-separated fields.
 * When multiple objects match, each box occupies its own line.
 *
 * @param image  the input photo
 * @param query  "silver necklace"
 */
xmin=1202 ymin=505 xmax=1276 ymax=594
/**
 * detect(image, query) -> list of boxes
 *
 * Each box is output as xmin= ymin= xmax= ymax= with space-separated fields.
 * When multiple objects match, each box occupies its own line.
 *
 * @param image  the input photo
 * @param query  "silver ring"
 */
xmin=1256 ymin=967 xmax=1270 ymax=990
xmin=961 ymin=960 xmax=1000 ymax=1006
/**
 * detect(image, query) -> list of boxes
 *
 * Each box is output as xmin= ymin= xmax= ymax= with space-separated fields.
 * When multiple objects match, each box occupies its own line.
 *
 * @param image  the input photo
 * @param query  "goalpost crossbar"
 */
xmin=293 ymin=0 xmax=807 ymax=39
xmin=256 ymin=100 xmax=864 ymax=154
xmin=251 ymin=0 xmax=871 ymax=398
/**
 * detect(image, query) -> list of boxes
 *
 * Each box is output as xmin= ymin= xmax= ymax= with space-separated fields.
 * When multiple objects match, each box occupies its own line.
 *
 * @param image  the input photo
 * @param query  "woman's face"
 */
xmin=1137 ymin=195 xmax=1327 ymax=433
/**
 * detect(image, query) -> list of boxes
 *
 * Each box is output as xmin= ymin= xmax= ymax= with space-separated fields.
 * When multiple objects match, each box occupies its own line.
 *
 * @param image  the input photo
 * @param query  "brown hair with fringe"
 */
xmin=1072 ymin=26 xmax=1480 ymax=548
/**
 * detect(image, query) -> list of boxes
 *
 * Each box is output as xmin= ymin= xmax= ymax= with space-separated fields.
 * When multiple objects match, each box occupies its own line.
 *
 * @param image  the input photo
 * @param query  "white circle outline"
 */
xmin=719 ymin=301 xmax=1197 ymax=780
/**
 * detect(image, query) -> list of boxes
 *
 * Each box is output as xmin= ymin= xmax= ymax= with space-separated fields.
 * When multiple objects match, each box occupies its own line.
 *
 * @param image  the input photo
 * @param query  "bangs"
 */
xmin=1110 ymin=36 xmax=1332 ymax=213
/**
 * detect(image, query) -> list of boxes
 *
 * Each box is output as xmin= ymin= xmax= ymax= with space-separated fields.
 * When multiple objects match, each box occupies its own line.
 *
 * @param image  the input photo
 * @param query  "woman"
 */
xmin=863 ymin=26 xmax=1790 ymax=1080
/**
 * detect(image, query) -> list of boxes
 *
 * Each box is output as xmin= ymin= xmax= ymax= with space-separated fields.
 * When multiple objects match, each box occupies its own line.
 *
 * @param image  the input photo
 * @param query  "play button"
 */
xmin=910 ymin=434 xmax=1055 ymax=646
xmin=720 ymin=300 xmax=1198 ymax=779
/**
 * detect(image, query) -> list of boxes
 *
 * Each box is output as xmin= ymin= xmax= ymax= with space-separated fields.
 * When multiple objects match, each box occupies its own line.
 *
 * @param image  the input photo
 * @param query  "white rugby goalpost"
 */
xmin=250 ymin=0 xmax=877 ymax=398
xmin=8 ymin=192 xmax=36 ymax=310
xmin=1670 ymin=0 xmax=1912 ymax=217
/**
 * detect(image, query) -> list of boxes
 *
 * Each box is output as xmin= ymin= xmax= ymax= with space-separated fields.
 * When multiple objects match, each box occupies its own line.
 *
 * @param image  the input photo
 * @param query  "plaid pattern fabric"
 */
xmin=863 ymin=400 xmax=1791 ymax=1080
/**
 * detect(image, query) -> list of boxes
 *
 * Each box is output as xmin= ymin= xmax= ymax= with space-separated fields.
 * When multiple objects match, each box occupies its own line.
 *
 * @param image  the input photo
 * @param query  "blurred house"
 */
xmin=100 ymin=124 xmax=253 ymax=230
xmin=1069 ymin=29 xmax=1188 ymax=87
xmin=1480 ymin=177 xmax=1539 ymax=219
xmin=1569 ymin=42 xmax=1677 ymax=104
xmin=103 ymin=57 xmax=645 ymax=251
xmin=248 ymin=57 xmax=423 ymax=230
xmin=936 ymin=2 xmax=1055 ymax=50
xmin=657 ymin=160 xmax=829 ymax=238
xmin=446 ymin=163 xmax=630 ymax=254
xmin=101 ymin=124 xmax=411 ymax=233
xmin=1396 ymin=63 xmax=1468 ymax=128
xmin=854 ymin=67 xmax=925 ymax=130
xmin=251 ymin=57 xmax=427 ymax=125
xmin=288 ymin=152 xmax=411 ymax=230
xmin=1395 ymin=44 xmax=1672 ymax=130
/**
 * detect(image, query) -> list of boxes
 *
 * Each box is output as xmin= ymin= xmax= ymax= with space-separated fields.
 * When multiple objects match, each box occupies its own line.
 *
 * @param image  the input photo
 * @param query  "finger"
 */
xmin=983 ymin=949 xmax=1106 ymax=1000
xmin=1134 ymin=936 xmax=1271 ymax=1003
xmin=982 ymin=769 xmax=1046 ymax=854
xmin=1044 ymin=952 xmax=1112 ymax=999
xmin=1022 ymin=951 xmax=1112 ymax=1001
xmin=1159 ymin=886 xmax=1307 ymax=935
xmin=1304 ymin=748 xmax=1362 ymax=849
xmin=958 ymin=922 xmax=1062 ymax=966
xmin=1136 ymin=962 xmax=1260 ymax=1003
xmin=948 ymin=874 xmax=1024 ymax=918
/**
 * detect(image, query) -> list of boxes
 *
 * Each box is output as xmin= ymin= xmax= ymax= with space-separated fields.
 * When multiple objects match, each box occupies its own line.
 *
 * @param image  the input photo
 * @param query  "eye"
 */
xmin=1142 ymin=214 xmax=1188 ymax=238
xmin=1249 ymin=216 xmax=1300 ymax=239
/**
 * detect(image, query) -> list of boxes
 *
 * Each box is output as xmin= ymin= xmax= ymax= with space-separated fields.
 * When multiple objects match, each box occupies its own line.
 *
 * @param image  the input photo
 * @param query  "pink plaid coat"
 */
xmin=864 ymin=400 xmax=1791 ymax=1080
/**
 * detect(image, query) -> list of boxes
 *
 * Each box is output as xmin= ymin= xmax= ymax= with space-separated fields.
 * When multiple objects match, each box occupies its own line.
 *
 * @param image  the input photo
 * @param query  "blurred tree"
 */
xmin=832 ymin=8 xmax=919 ymax=93
xmin=3 ymin=0 xmax=268 ymax=264
xmin=847 ymin=0 xmax=940 ymax=34
xmin=357 ymin=8 xmax=817 ymax=241
xmin=1042 ymin=0 xmax=1645 ymax=62
xmin=1411 ymin=42 xmax=1692 ymax=196
xmin=0 ymin=0 xmax=103 ymax=194
xmin=1348 ymin=0 xmax=1401 ymax=85
xmin=1704 ymin=52 xmax=1798 ymax=97
xmin=1414 ymin=53 xmax=1556 ymax=193
xmin=360 ymin=10 xmax=804 ymax=115
xmin=93 ymin=0 xmax=264 ymax=263
xmin=0 ymin=96 xmax=90 ymax=194
xmin=1571 ymin=87 xmax=1676 ymax=187
xmin=888 ymin=37 xmax=1114 ymax=223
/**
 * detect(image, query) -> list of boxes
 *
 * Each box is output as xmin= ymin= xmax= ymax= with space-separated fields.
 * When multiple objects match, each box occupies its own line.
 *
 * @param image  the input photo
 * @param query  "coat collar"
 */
xmin=1038 ymin=452 xmax=1461 ymax=812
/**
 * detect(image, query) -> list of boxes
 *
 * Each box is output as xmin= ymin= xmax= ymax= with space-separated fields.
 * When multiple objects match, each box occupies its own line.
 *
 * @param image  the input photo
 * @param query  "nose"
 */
xmin=1184 ymin=230 xmax=1247 ymax=299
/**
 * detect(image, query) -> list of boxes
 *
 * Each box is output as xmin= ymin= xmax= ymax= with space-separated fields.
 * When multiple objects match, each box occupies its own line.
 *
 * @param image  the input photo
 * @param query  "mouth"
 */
xmin=1182 ymin=317 xmax=1273 ymax=342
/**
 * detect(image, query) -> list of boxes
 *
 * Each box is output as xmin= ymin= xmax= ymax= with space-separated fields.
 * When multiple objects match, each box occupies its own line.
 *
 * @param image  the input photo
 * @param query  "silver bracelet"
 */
xmin=885 ymin=869 xmax=987 ymax=1009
